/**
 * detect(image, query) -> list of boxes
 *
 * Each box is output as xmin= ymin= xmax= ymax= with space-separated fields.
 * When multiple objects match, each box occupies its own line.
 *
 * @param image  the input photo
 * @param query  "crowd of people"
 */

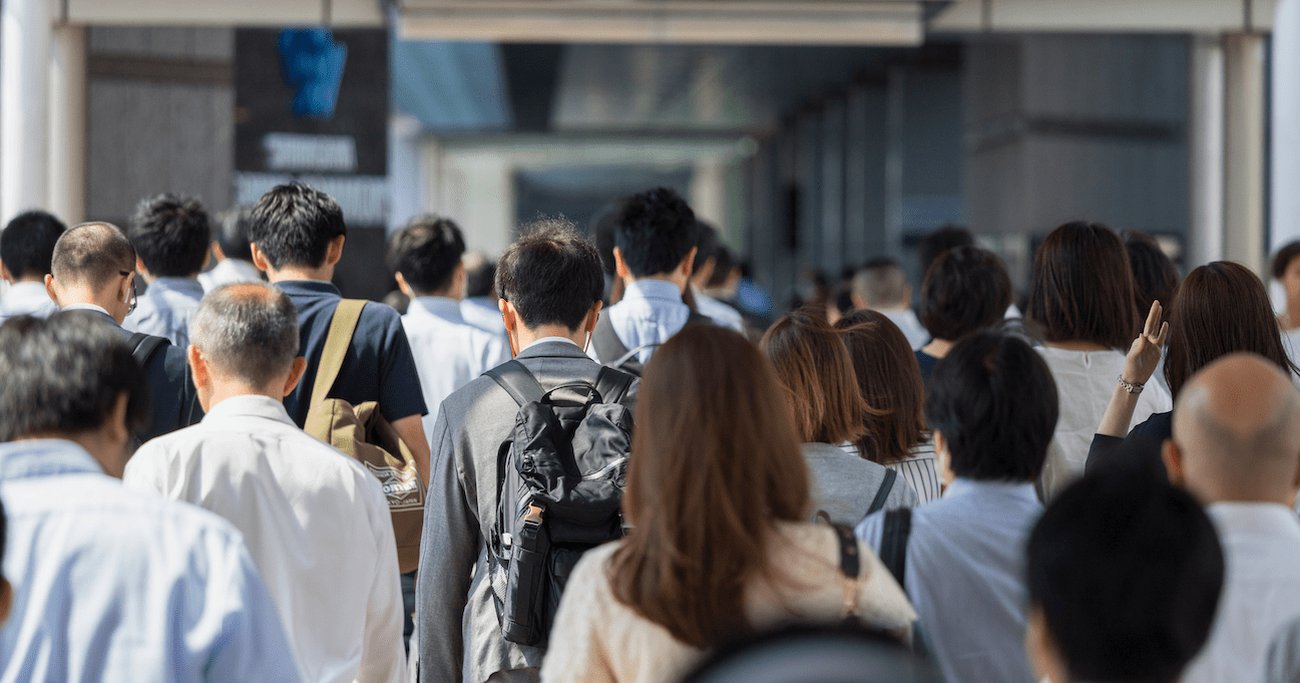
xmin=1 ymin=181 xmax=1300 ymax=683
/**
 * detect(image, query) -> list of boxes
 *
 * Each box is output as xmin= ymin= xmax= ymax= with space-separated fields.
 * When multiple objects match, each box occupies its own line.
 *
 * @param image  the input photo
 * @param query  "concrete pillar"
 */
xmin=1222 ymin=33 xmax=1267 ymax=274
xmin=689 ymin=157 xmax=729 ymax=230
xmin=2 ymin=0 xmax=54 ymax=222
xmin=48 ymin=25 xmax=86 ymax=225
xmin=1188 ymin=35 xmax=1225 ymax=268
xmin=1272 ymin=0 xmax=1300 ymax=257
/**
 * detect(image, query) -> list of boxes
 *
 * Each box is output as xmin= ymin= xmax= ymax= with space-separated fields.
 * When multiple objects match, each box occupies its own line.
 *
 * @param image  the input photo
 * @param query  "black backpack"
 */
xmin=484 ymin=360 xmax=636 ymax=646
xmin=591 ymin=310 xmax=713 ymax=377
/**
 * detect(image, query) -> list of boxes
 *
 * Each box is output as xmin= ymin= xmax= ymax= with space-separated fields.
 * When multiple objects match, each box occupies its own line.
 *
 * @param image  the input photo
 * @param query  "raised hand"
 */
xmin=1122 ymin=301 xmax=1169 ymax=386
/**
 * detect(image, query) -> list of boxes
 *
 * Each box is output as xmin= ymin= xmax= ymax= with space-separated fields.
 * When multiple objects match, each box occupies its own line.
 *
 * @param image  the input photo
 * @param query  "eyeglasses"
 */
xmin=120 ymin=271 xmax=138 ymax=315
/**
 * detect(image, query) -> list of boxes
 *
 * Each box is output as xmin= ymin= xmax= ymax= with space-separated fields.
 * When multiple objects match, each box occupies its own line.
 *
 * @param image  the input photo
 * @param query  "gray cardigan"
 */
xmin=801 ymin=442 xmax=919 ymax=526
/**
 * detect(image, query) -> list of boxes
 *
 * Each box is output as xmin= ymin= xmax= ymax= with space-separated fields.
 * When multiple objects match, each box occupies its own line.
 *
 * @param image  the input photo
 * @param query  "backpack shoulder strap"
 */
xmin=686 ymin=310 xmax=715 ymax=327
xmin=828 ymin=522 xmax=862 ymax=620
xmin=127 ymin=332 xmax=169 ymax=366
xmin=866 ymin=467 xmax=899 ymax=515
xmin=879 ymin=507 xmax=913 ymax=591
xmin=485 ymin=360 xmax=547 ymax=407
xmin=591 ymin=313 xmax=630 ymax=365
xmin=309 ymin=299 xmax=366 ymax=406
xmin=593 ymin=366 xmax=636 ymax=405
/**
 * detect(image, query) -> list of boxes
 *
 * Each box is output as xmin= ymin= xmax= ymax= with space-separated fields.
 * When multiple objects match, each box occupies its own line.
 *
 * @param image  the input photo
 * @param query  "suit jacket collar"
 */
xmin=515 ymin=340 xmax=591 ymax=362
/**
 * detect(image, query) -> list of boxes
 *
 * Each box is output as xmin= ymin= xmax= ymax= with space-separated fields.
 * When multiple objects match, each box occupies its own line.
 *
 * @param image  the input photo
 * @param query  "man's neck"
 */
xmin=512 ymin=325 xmax=585 ymax=355
xmin=413 ymin=288 xmax=460 ymax=302
xmin=266 ymin=265 xmax=333 ymax=283
xmin=204 ymin=385 xmax=283 ymax=413
xmin=60 ymin=290 xmax=125 ymax=323
xmin=9 ymin=277 xmax=44 ymax=286
xmin=624 ymin=273 xmax=687 ymax=293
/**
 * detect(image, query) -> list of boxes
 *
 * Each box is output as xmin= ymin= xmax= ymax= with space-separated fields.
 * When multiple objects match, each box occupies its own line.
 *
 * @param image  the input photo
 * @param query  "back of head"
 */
xmin=495 ymin=219 xmax=604 ymax=331
xmin=615 ymin=187 xmax=697 ymax=277
xmin=1123 ymin=231 xmax=1180 ymax=313
xmin=926 ymin=332 xmax=1058 ymax=481
xmin=128 ymin=194 xmax=211 ymax=278
xmin=919 ymin=246 xmax=1012 ymax=342
xmin=1028 ymin=221 xmax=1138 ymax=349
xmin=684 ymin=623 xmax=940 ymax=683
xmin=0 ymin=313 xmax=148 ymax=441
xmin=1171 ymin=353 xmax=1300 ymax=503
xmin=917 ymin=224 xmax=975 ymax=278
xmin=462 ymin=251 xmax=496 ymax=298
xmin=612 ymin=325 xmax=810 ymax=649
xmin=386 ymin=215 xmax=466 ymax=295
xmin=1164 ymin=261 xmax=1296 ymax=397
xmin=761 ymin=309 xmax=865 ymax=444
xmin=852 ymin=258 xmax=907 ymax=309
xmin=1 ymin=210 xmax=67 ymax=280
xmin=694 ymin=221 xmax=720 ymax=273
xmin=248 ymin=183 xmax=346 ymax=270
xmin=50 ymin=223 xmax=136 ymax=292
xmin=834 ymin=310 xmax=926 ymax=465
xmin=1273 ymin=240 xmax=1300 ymax=282
xmin=708 ymin=245 xmax=737 ymax=290
xmin=190 ymin=283 xmax=300 ymax=387
xmin=215 ymin=206 xmax=255 ymax=262
xmin=1028 ymin=471 xmax=1223 ymax=683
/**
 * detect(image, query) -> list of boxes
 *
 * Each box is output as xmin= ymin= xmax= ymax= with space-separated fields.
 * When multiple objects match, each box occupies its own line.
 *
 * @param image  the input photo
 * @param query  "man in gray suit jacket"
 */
xmin=417 ymin=220 xmax=637 ymax=682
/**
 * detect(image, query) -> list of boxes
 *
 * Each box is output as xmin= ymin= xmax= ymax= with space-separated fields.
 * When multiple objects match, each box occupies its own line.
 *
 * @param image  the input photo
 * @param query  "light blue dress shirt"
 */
xmin=0 ymin=439 xmax=303 ymax=682
xmin=591 ymin=279 xmax=690 ymax=365
xmin=857 ymin=479 xmax=1042 ymax=683
xmin=0 ymin=282 xmax=57 ymax=322
xmin=123 ymin=276 xmax=205 ymax=348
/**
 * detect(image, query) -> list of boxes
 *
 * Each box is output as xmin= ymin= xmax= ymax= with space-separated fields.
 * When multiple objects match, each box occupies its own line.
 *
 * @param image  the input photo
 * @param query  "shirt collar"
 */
xmin=275 ymin=280 xmax=341 ymax=297
xmin=409 ymin=296 xmax=466 ymax=323
xmin=5 ymin=281 xmax=49 ymax=298
xmin=62 ymin=303 xmax=113 ymax=317
xmin=943 ymin=478 xmax=1041 ymax=504
xmin=521 ymin=336 xmax=580 ymax=353
xmin=0 ymin=439 xmax=104 ymax=482
xmin=145 ymin=277 xmax=204 ymax=297
xmin=623 ymin=279 xmax=686 ymax=303
xmin=201 ymin=394 xmax=296 ymax=426
xmin=1207 ymin=502 xmax=1300 ymax=538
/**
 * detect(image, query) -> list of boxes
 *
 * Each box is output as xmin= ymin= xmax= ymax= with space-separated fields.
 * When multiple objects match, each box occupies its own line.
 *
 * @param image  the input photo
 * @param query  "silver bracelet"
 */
xmin=1117 ymin=375 xmax=1145 ymax=395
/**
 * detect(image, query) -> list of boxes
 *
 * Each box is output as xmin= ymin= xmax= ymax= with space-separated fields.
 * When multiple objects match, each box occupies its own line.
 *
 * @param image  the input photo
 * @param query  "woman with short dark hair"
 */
xmin=763 ymin=310 xmax=919 ymax=524
xmin=540 ymin=326 xmax=915 ymax=683
xmin=916 ymin=246 xmax=1014 ymax=383
xmin=1027 ymin=222 xmax=1173 ymax=498
xmin=835 ymin=310 xmax=941 ymax=503
xmin=1088 ymin=261 xmax=1299 ymax=478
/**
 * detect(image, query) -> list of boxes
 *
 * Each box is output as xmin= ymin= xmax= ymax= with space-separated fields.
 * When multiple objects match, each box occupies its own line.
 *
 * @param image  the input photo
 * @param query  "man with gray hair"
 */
xmin=124 ymin=282 xmax=405 ymax=683
xmin=851 ymin=257 xmax=928 ymax=349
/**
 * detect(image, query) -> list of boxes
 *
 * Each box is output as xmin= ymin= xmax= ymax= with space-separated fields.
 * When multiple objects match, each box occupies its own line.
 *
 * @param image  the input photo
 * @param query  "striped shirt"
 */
xmin=841 ymin=440 xmax=942 ymax=505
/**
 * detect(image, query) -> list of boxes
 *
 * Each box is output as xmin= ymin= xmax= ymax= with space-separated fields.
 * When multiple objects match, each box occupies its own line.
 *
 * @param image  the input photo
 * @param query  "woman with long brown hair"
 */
xmin=540 ymin=326 xmax=915 ymax=683
xmin=1087 ymin=261 xmax=1300 ymax=478
xmin=1027 ymin=222 xmax=1173 ymax=497
xmin=762 ymin=310 xmax=919 ymax=524
xmin=835 ymin=310 xmax=941 ymax=503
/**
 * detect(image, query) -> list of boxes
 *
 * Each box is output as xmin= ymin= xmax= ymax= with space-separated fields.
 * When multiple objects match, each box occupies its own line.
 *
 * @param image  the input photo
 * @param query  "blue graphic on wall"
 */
xmin=278 ymin=29 xmax=347 ymax=118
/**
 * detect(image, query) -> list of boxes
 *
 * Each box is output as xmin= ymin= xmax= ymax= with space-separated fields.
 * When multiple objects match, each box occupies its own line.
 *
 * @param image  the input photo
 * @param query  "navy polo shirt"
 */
xmin=277 ymin=280 xmax=428 ymax=427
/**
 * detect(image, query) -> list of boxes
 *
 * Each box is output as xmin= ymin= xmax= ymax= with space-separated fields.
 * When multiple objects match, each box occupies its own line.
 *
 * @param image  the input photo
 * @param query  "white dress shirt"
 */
xmin=693 ymin=287 xmax=745 ymax=332
xmin=403 ymin=296 xmax=508 ymax=440
xmin=124 ymin=396 xmax=405 ymax=683
xmin=0 ymin=281 xmax=56 ymax=321
xmin=1182 ymin=503 xmax=1300 ymax=683
xmin=123 ymin=276 xmax=205 ymax=348
xmin=460 ymin=296 xmax=508 ymax=337
xmin=198 ymin=258 xmax=264 ymax=292
xmin=879 ymin=307 xmax=930 ymax=350
xmin=0 ymin=439 xmax=302 ymax=682
xmin=1036 ymin=346 xmax=1172 ymax=498
xmin=858 ymin=479 xmax=1042 ymax=683
xmin=591 ymin=279 xmax=690 ymax=365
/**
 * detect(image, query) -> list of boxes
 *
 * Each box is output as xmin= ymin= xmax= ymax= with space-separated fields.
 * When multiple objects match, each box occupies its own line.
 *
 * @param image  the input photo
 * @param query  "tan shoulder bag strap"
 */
xmin=309 ymin=299 xmax=367 ymax=406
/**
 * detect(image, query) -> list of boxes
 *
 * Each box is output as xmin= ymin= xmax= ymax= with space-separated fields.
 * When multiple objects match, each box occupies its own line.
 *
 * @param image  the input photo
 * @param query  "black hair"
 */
xmin=694 ymin=222 xmax=720 ymax=272
xmin=464 ymin=256 xmax=497 ymax=299
xmin=1028 ymin=469 xmax=1223 ymax=683
xmin=926 ymin=331 xmax=1058 ymax=480
xmin=386 ymin=216 xmax=466 ymax=295
xmin=615 ymin=187 xmax=698 ymax=277
xmin=0 ymin=313 xmax=148 ymax=440
xmin=248 ymin=182 xmax=346 ymax=270
xmin=127 ymin=194 xmax=211 ymax=277
xmin=0 ymin=210 xmax=67 ymax=280
xmin=591 ymin=203 xmax=622 ymax=277
xmin=215 ymin=206 xmax=255 ymax=262
xmin=917 ymin=224 xmax=975 ymax=278
xmin=1124 ymin=231 xmax=1180 ymax=312
xmin=920 ymin=246 xmax=1013 ymax=342
xmin=1273 ymin=241 xmax=1300 ymax=281
xmin=496 ymin=219 xmax=604 ymax=330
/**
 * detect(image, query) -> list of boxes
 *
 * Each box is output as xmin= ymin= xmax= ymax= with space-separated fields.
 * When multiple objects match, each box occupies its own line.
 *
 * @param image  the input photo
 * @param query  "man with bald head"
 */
xmin=1163 ymin=352 xmax=1300 ymax=683
xmin=42 ymin=222 xmax=198 ymax=441
xmin=125 ymin=282 xmax=405 ymax=683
